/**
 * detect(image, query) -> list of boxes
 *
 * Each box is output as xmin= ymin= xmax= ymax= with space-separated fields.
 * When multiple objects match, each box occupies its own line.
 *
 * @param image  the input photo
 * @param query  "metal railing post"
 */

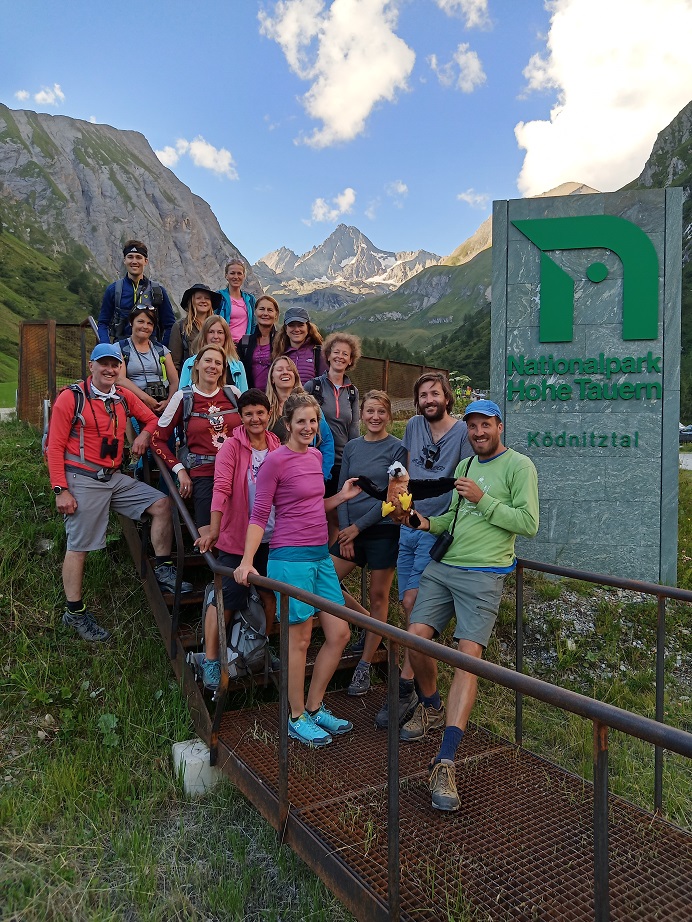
xmin=278 ymin=592 xmax=290 ymax=837
xmin=654 ymin=594 xmax=666 ymax=813
xmin=387 ymin=639 xmax=400 ymax=921
xmin=593 ymin=720 xmax=610 ymax=922
xmin=515 ymin=562 xmax=524 ymax=746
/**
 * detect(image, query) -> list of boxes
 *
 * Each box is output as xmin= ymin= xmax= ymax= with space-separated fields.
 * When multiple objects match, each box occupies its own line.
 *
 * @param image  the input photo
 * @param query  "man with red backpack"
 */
xmin=47 ymin=343 xmax=191 ymax=642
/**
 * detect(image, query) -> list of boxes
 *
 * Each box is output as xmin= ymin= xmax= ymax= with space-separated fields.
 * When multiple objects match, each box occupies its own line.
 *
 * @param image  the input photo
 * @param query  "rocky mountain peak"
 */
xmin=0 ymin=104 xmax=258 ymax=304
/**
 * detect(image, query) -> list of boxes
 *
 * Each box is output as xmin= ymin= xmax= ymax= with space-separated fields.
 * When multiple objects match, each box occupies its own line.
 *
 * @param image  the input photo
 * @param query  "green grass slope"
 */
xmin=0 ymin=227 xmax=105 ymax=386
xmin=310 ymin=248 xmax=492 ymax=354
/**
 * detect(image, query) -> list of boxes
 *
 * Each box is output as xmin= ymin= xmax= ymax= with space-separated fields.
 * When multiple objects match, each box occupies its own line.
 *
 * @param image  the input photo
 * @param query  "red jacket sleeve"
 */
xmin=46 ymin=388 xmax=77 ymax=488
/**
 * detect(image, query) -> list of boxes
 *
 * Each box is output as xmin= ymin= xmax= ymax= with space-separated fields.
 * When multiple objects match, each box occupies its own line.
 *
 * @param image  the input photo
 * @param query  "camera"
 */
xmin=144 ymin=382 xmax=168 ymax=401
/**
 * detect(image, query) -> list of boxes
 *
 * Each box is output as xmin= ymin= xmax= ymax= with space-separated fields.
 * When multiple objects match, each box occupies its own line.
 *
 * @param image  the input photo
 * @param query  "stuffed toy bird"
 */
xmin=381 ymin=461 xmax=413 ymax=523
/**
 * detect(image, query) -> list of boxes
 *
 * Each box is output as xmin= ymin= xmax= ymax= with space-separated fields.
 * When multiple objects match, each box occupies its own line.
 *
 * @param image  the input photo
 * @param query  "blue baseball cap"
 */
xmin=90 ymin=343 xmax=123 ymax=363
xmin=463 ymin=399 xmax=502 ymax=422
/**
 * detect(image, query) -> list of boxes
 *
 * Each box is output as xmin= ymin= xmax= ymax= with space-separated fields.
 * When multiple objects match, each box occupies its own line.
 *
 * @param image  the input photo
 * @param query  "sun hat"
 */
xmin=180 ymin=283 xmax=223 ymax=312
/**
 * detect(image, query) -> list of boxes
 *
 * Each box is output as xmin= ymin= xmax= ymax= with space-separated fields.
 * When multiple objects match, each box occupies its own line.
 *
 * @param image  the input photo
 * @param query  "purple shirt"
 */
xmin=250 ymin=445 xmax=327 ymax=548
xmin=285 ymin=343 xmax=324 ymax=384
xmin=251 ymin=341 xmax=272 ymax=391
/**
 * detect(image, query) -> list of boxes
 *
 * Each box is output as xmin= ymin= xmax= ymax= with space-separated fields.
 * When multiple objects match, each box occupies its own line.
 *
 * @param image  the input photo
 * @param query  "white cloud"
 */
xmin=434 ymin=0 xmax=489 ymax=28
xmin=155 ymin=137 xmax=238 ymax=179
xmin=428 ymin=43 xmax=486 ymax=93
xmin=515 ymin=0 xmax=692 ymax=195
xmin=259 ymin=0 xmax=415 ymax=147
xmin=457 ymin=188 xmax=490 ymax=208
xmin=385 ymin=179 xmax=408 ymax=207
xmin=88 ymin=116 xmax=97 ymax=124
xmin=310 ymin=186 xmax=356 ymax=222
xmin=365 ymin=199 xmax=380 ymax=220
xmin=14 ymin=90 xmax=29 ymax=101
xmin=34 ymin=84 xmax=65 ymax=106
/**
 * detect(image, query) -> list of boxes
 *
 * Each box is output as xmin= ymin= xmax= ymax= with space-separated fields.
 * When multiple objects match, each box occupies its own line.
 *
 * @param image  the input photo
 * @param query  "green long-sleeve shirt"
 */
xmin=428 ymin=448 xmax=539 ymax=569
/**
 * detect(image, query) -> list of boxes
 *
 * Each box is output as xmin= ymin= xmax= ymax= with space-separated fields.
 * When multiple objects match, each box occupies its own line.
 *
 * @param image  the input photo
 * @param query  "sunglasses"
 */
xmin=422 ymin=444 xmax=440 ymax=469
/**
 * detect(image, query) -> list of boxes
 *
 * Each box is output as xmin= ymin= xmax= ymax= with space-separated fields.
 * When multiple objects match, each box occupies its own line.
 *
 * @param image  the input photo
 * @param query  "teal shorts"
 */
xmin=268 ymin=548 xmax=345 ymax=624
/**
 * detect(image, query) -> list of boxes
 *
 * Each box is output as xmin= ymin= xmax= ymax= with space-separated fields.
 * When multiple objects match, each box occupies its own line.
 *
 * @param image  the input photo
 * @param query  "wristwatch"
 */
xmin=53 ymin=486 xmax=65 ymax=495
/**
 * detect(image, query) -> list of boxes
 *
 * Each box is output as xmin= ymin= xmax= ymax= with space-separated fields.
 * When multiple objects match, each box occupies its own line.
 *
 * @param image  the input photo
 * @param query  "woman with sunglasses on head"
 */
xmin=329 ymin=390 xmax=407 ymax=697
xmin=116 ymin=305 xmax=179 ymax=415
xmin=237 ymin=295 xmax=280 ymax=390
xmin=272 ymin=306 xmax=325 ymax=384
xmin=169 ymin=284 xmax=223 ymax=375
xmin=218 ymin=258 xmax=256 ymax=345
xmin=234 ymin=393 xmax=361 ymax=749
xmin=178 ymin=315 xmax=248 ymax=392
xmin=266 ymin=355 xmax=334 ymax=482
xmin=151 ymin=344 xmax=241 ymax=531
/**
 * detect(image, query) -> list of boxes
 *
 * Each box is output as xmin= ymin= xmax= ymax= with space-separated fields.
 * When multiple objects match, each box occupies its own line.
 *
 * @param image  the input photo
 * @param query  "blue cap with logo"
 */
xmin=90 ymin=343 xmax=123 ymax=363
xmin=463 ymin=399 xmax=502 ymax=422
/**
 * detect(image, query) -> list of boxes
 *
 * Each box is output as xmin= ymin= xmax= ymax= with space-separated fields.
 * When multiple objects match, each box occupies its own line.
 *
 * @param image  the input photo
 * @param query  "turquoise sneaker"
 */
xmin=201 ymin=658 xmax=221 ymax=691
xmin=311 ymin=704 xmax=353 ymax=736
xmin=288 ymin=712 xmax=332 ymax=748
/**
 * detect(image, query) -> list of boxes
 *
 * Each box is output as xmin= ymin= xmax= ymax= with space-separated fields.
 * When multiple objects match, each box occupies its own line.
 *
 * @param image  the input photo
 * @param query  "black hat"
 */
xmin=180 ymin=283 xmax=223 ymax=312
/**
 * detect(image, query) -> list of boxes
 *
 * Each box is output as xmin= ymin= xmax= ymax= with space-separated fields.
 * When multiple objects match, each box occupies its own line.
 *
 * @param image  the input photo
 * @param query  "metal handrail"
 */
xmin=150 ymin=455 xmax=692 ymax=922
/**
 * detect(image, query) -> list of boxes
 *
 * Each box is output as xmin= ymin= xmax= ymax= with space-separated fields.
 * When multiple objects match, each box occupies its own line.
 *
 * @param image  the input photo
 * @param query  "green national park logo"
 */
xmin=511 ymin=215 xmax=659 ymax=343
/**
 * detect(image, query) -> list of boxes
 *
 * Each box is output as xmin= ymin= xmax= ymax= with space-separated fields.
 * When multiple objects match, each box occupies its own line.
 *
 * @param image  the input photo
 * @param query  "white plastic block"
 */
xmin=171 ymin=738 xmax=222 ymax=797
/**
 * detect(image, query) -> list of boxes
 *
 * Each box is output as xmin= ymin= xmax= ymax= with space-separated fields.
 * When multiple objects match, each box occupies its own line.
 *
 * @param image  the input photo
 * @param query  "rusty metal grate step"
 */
xmin=218 ymin=691 xmax=692 ymax=921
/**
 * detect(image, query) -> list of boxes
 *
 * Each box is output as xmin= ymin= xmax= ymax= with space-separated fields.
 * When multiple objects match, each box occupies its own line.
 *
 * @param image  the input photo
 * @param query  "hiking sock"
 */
xmin=436 ymin=726 xmax=464 ymax=764
xmin=421 ymin=689 xmax=442 ymax=710
xmin=399 ymin=677 xmax=415 ymax=699
xmin=66 ymin=600 xmax=86 ymax=615
xmin=306 ymin=706 xmax=320 ymax=717
xmin=154 ymin=556 xmax=173 ymax=567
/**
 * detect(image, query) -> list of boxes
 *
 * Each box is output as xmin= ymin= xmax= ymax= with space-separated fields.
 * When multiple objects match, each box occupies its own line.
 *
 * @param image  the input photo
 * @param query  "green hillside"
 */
xmin=0 ymin=224 xmax=105 ymax=391
xmin=310 ymin=248 xmax=491 ymax=354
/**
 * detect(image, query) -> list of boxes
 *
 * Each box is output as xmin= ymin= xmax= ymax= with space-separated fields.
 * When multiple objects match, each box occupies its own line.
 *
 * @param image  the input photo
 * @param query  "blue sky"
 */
xmin=2 ymin=1 xmax=691 ymax=265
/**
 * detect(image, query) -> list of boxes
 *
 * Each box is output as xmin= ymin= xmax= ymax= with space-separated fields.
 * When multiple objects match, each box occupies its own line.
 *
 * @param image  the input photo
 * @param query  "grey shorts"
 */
xmin=409 ymin=560 xmax=506 ymax=648
xmin=63 ymin=470 xmax=165 ymax=552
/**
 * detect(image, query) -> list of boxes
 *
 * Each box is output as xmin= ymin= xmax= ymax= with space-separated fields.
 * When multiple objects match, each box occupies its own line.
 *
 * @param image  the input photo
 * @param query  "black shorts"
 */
xmin=216 ymin=546 xmax=270 ymax=612
xmin=330 ymin=525 xmax=400 ymax=571
xmin=192 ymin=475 xmax=213 ymax=528
xmin=324 ymin=463 xmax=342 ymax=498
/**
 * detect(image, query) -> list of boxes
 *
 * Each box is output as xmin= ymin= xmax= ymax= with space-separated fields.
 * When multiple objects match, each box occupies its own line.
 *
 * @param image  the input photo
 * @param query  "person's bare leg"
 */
xmin=204 ymin=604 xmax=230 ymax=661
xmin=306 ymin=611 xmax=350 ymax=711
xmin=63 ymin=551 xmax=87 ymax=602
xmin=288 ymin=619 xmax=313 ymax=718
xmin=400 ymin=588 xmax=419 ymax=680
xmin=145 ymin=497 xmax=173 ymax=555
xmin=259 ymin=589 xmax=276 ymax=635
xmin=361 ymin=567 xmax=395 ymax=662
xmin=443 ymin=639 xmax=484 ymax=730
xmin=407 ymin=621 xmax=438 ymax=695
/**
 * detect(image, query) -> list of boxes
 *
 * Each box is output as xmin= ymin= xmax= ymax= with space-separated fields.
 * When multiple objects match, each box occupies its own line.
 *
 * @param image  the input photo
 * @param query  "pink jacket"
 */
xmin=211 ymin=424 xmax=281 ymax=555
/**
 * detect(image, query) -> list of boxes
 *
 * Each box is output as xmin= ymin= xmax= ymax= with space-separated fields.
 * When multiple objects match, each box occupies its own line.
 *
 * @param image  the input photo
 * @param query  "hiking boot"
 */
xmin=154 ymin=563 xmax=194 ymax=595
xmin=201 ymin=658 xmax=221 ymax=691
xmin=429 ymin=759 xmax=460 ymax=812
xmin=374 ymin=688 xmax=418 ymax=730
xmin=400 ymin=701 xmax=446 ymax=742
xmin=311 ymin=704 xmax=353 ymax=735
xmin=347 ymin=630 xmax=366 ymax=655
xmin=288 ymin=712 xmax=332 ymax=748
xmin=348 ymin=661 xmax=371 ymax=696
xmin=62 ymin=610 xmax=110 ymax=642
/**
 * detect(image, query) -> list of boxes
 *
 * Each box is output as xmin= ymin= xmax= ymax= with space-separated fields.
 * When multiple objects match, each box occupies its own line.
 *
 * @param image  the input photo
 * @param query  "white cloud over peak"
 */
xmin=259 ymin=0 xmax=415 ymax=147
xmin=457 ymin=188 xmax=489 ymax=208
xmin=434 ymin=0 xmax=490 ymax=28
xmin=14 ymin=90 xmax=29 ymax=101
xmin=515 ymin=0 xmax=692 ymax=195
xmin=428 ymin=43 xmax=486 ymax=93
xmin=386 ymin=179 xmax=408 ymax=206
xmin=310 ymin=187 xmax=356 ymax=222
xmin=34 ymin=84 xmax=65 ymax=106
xmin=155 ymin=137 xmax=238 ymax=179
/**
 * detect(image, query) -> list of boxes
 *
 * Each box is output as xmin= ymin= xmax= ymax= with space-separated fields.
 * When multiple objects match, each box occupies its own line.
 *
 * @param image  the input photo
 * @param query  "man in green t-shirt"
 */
xmin=402 ymin=399 xmax=539 ymax=812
